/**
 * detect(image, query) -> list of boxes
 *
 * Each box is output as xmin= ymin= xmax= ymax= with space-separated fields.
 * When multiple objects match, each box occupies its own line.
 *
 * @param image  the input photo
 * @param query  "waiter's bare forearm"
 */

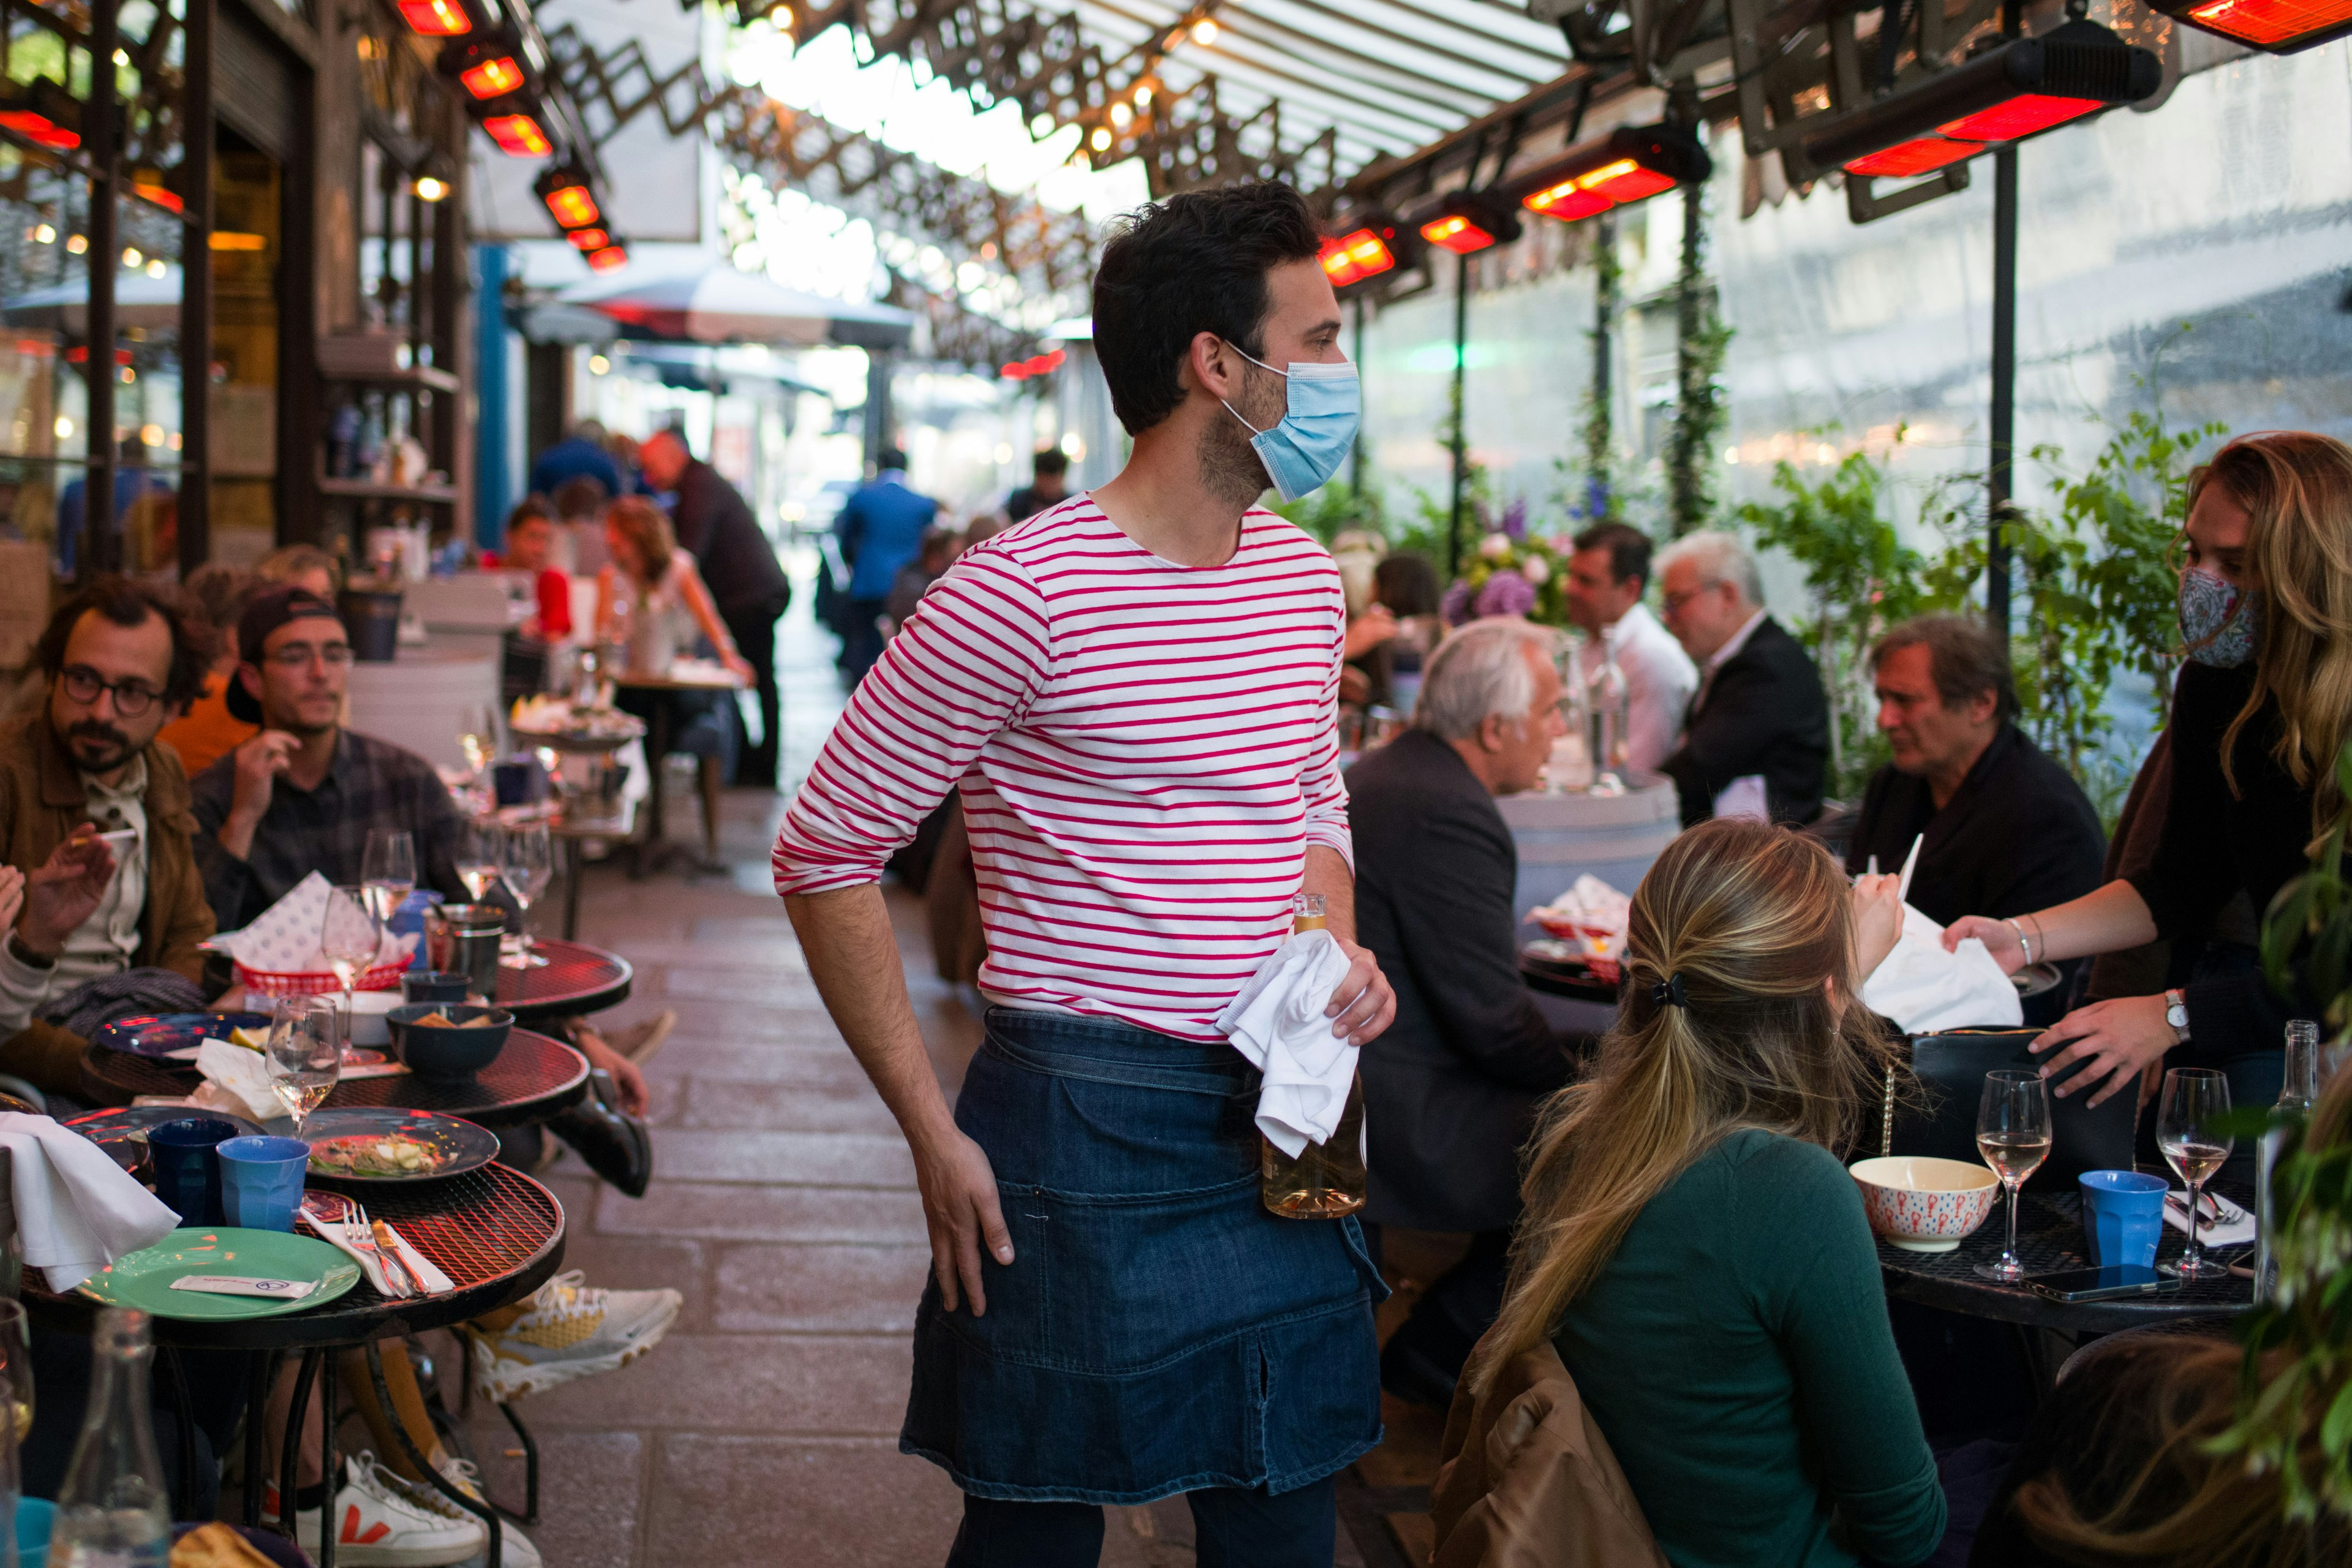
xmin=783 ymin=884 xmax=956 ymax=1146
xmin=1302 ymin=845 xmax=1357 ymax=941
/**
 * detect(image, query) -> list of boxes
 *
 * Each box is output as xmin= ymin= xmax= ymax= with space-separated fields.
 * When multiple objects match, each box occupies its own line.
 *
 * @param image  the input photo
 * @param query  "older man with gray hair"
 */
xmin=1346 ymin=618 xmax=1588 ymax=1409
xmin=1655 ymin=529 xmax=1830 ymax=828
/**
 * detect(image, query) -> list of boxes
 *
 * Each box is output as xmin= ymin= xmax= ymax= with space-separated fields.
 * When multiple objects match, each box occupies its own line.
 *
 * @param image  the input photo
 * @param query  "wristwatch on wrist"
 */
xmin=2164 ymin=987 xmax=2191 ymax=1044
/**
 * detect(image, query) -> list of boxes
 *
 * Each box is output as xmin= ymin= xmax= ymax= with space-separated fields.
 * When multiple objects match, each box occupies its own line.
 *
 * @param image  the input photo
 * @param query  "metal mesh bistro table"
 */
xmin=23 ymin=1162 xmax=565 ymax=1568
xmin=1877 ymin=1182 xmax=2255 ymax=1334
xmin=78 ymin=1028 xmax=591 ymax=1128
xmin=492 ymin=937 xmax=632 ymax=1024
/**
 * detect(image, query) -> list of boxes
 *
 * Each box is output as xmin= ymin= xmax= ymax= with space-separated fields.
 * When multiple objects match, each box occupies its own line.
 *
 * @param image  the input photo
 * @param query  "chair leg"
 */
xmin=698 ymin=755 xmax=722 ymax=864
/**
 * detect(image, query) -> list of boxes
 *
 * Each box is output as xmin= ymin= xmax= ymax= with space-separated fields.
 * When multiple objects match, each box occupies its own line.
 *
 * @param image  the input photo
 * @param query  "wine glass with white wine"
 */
xmin=458 ymin=703 xmax=499 ymax=784
xmin=266 ymin=997 xmax=342 ymax=1136
xmin=1973 ymin=1069 xmax=2051 ymax=1283
xmin=456 ymin=819 xmax=505 ymax=903
xmin=2158 ymin=1067 xmax=2234 ymax=1280
xmin=362 ymin=828 xmax=416 ymax=925
xmin=502 ymin=820 xmax=554 ymax=967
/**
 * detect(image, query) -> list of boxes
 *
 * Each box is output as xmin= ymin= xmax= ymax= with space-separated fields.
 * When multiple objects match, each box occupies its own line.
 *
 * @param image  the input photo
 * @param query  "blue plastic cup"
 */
xmin=146 ymin=1117 xmax=239 ymax=1227
xmin=217 ymin=1136 xmax=312 ymax=1232
xmin=2079 ymin=1169 xmax=2169 ymax=1267
xmin=17 ymin=1496 xmax=56 ymax=1565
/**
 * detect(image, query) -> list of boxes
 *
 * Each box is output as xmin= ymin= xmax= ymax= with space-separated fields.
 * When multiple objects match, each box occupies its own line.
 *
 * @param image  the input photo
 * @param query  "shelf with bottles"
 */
xmin=322 ymin=381 xmax=450 ymax=501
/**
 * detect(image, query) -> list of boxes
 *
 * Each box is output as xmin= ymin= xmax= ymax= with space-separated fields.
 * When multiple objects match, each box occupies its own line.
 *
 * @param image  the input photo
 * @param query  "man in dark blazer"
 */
xmin=1655 ymin=530 xmax=1831 ymax=827
xmin=640 ymin=428 xmax=793 ymax=790
xmin=1348 ymin=617 xmax=1586 ymax=1409
xmin=1847 ymin=614 xmax=2105 ymax=1023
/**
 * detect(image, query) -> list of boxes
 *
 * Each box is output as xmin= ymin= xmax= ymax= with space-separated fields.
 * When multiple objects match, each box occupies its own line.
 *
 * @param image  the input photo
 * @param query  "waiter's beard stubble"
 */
xmin=1196 ymin=359 xmax=1284 ymax=511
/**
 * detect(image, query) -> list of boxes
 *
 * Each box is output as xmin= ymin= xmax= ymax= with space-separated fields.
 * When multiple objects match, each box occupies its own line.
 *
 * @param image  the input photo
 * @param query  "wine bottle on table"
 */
xmin=47 ymin=1308 xmax=170 ymax=1567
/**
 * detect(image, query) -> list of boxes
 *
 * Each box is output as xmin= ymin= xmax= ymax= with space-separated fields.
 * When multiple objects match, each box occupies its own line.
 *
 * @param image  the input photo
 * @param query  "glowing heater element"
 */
xmin=397 ymin=0 xmax=473 ymax=36
xmin=482 ymin=113 xmax=552 ymax=157
xmin=1420 ymin=214 xmax=1494 ymax=254
xmin=458 ymin=56 xmax=526 ymax=99
xmin=1318 ymin=228 xmax=1396 ymax=288
xmin=2156 ymin=0 xmax=2352 ymax=51
xmin=543 ymin=184 xmax=598 ymax=228
xmin=586 ymin=244 xmax=629 ymax=274
xmin=1842 ymin=137 xmax=1981 ymax=178
xmin=1937 ymin=94 xmax=2101 ymax=141
xmin=1510 ymin=125 xmax=1711 ymax=225
xmin=567 ymin=227 xmax=610 ymax=252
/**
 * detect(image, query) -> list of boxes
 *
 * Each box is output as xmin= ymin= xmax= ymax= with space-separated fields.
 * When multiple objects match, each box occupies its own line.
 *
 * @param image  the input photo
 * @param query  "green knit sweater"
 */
xmin=1553 ymin=1128 xmax=1947 ymax=1568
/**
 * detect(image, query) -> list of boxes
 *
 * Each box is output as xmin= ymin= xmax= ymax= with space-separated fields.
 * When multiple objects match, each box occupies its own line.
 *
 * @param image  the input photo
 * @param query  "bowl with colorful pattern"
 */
xmin=1849 ymin=1155 xmax=2001 ymax=1253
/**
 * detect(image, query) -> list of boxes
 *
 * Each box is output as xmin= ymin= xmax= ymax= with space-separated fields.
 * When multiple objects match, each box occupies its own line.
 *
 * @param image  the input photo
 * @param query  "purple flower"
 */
xmin=1501 ymin=498 xmax=1528 ymax=538
xmin=1474 ymin=570 xmax=1537 ymax=619
xmin=1440 ymin=579 xmax=1475 ymax=627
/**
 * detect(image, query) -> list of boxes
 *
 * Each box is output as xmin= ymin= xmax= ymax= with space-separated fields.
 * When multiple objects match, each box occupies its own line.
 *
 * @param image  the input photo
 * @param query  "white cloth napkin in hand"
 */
xmin=1862 ymin=903 xmax=2023 ymax=1034
xmin=1216 ymin=930 xmax=1359 ymax=1159
xmin=2164 ymin=1187 xmax=2255 ymax=1248
xmin=195 ymin=1038 xmax=284 ymax=1123
xmin=0 ymin=1112 xmax=180 ymax=1292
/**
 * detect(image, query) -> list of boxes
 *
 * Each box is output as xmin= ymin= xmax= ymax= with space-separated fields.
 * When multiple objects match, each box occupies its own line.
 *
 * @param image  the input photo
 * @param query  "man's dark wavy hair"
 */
xmin=1091 ymin=183 xmax=1324 ymax=437
xmin=36 ymin=574 xmax=215 ymax=712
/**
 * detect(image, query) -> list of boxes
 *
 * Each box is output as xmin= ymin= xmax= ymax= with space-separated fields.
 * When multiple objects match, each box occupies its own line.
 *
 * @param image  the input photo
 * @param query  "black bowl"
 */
xmin=386 ymin=1003 xmax=513 ymax=1081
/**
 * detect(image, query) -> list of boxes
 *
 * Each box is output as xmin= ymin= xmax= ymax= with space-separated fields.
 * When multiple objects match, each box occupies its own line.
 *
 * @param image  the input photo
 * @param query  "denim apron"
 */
xmin=901 ymin=1008 xmax=1388 ymax=1504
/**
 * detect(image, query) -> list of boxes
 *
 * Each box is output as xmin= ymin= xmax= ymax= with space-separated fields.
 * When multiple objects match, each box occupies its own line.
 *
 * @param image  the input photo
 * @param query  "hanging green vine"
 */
xmin=1667 ymin=181 xmax=1733 ymax=537
xmin=1577 ymin=216 xmax=1623 ymax=523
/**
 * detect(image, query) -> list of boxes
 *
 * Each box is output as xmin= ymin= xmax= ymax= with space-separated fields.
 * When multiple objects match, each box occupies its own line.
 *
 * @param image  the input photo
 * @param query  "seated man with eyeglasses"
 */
xmin=0 ymin=577 xmax=219 ymax=1097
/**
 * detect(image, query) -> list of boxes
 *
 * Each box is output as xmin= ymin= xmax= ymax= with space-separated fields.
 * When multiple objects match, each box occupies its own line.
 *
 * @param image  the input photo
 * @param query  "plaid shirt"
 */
xmin=189 ymin=729 xmax=465 ymax=931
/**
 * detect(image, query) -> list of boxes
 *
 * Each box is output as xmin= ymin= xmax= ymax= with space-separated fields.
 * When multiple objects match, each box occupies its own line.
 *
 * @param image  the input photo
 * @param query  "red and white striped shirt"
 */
xmin=773 ymin=496 xmax=1351 ymax=1041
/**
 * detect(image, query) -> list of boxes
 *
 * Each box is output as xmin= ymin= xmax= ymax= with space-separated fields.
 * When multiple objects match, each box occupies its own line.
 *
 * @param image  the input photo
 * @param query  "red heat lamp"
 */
xmin=0 ymin=81 xmax=83 ymax=151
xmin=1319 ymin=228 xmax=1395 ymax=288
xmin=1510 ymin=124 xmax=1711 ymax=224
xmin=459 ymin=55 xmax=525 ymax=98
xmin=566 ymin=227 xmax=610 ymax=252
xmin=441 ymin=35 xmax=540 ymax=102
xmin=398 ymin=0 xmax=475 ymax=36
xmin=999 ymin=349 xmax=1068 ymax=381
xmin=585 ymin=243 xmax=629 ymax=274
xmin=2148 ymin=0 xmax=2352 ymax=51
xmin=1801 ymin=21 xmax=2159 ymax=181
xmin=1414 ymin=190 xmax=1521 ymax=257
xmin=480 ymin=105 xmax=553 ymax=158
xmin=533 ymin=162 xmax=601 ymax=230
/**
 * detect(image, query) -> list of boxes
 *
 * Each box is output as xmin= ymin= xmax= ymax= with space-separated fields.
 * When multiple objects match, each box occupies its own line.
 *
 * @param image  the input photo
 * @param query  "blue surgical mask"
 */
xmin=2179 ymin=565 xmax=2261 ymax=668
xmin=1221 ymin=346 xmax=1360 ymax=503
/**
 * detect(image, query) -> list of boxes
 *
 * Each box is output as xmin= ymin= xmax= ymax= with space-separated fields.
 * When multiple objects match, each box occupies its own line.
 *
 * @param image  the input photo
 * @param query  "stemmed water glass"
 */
xmin=320 ymin=884 xmax=380 ymax=1053
xmin=266 ymin=997 xmax=342 ymax=1136
xmin=1973 ymin=1069 xmax=2052 ymax=1283
xmin=458 ymin=704 xmax=499 ymax=785
xmin=2158 ymin=1068 xmax=2234 ymax=1279
xmin=502 ymin=821 xmax=553 ymax=967
xmin=456 ymin=820 xmax=504 ymax=903
xmin=361 ymin=829 xmax=416 ymax=925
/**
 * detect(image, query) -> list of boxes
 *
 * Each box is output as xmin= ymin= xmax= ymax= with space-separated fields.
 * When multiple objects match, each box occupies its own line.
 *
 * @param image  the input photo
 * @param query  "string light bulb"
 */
xmin=1191 ymin=18 xmax=1218 ymax=45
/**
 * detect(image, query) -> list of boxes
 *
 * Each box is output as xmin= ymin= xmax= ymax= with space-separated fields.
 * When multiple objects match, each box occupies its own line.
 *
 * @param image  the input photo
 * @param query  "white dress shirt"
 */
xmin=1576 ymin=602 xmax=1699 ymax=775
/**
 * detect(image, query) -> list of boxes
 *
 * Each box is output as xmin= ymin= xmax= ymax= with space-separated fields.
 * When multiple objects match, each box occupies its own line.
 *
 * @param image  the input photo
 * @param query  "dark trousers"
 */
xmin=1373 ymin=1227 xmax=1513 ymax=1409
xmin=723 ymin=606 xmax=782 ymax=789
xmin=842 ymin=596 xmax=888 ymax=685
xmin=945 ymin=1479 xmax=1338 ymax=1568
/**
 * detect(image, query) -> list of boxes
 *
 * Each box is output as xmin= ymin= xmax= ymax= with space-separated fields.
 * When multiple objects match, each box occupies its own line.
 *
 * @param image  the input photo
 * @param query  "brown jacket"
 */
xmin=1430 ymin=1340 xmax=1668 ymax=1568
xmin=0 ymin=709 xmax=214 ymax=1091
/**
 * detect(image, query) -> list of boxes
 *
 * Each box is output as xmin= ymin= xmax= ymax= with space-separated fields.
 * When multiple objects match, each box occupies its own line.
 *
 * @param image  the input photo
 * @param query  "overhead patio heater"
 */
xmin=473 ymin=91 xmax=554 ymax=157
xmin=396 ymin=0 xmax=481 ymax=37
xmin=0 ymin=79 xmax=84 ymax=150
xmin=1412 ymin=190 xmax=1521 ymax=257
xmin=1509 ymin=124 xmax=1711 ymax=224
xmin=1800 ymin=21 xmax=2159 ymax=180
xmin=533 ymin=160 xmax=602 ymax=231
xmin=1317 ymin=213 xmax=1420 ymax=298
xmin=440 ymin=36 xmax=537 ymax=101
xmin=2147 ymin=0 xmax=2352 ymax=51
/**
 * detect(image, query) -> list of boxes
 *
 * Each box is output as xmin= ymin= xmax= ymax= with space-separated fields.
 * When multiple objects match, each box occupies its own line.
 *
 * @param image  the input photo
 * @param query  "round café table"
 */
xmin=78 ymin=1027 xmax=591 ymax=1128
xmin=1520 ymin=943 xmax=1623 ymax=1006
xmin=612 ymin=666 xmax=747 ymax=875
xmin=1878 ymin=1180 xmax=2253 ymax=1334
xmin=24 ymin=1161 xmax=564 ymax=1567
xmin=490 ymin=937 xmax=632 ymax=1025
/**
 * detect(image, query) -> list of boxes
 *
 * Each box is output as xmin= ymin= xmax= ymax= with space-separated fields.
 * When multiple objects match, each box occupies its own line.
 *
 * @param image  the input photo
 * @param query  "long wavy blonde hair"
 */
xmin=1471 ymin=818 xmax=1899 ymax=1394
xmin=2195 ymin=432 xmax=2352 ymax=842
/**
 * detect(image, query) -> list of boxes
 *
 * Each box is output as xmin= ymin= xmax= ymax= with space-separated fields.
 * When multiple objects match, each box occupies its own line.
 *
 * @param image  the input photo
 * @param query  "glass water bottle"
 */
xmin=2255 ymin=1019 xmax=2323 ymax=1303
xmin=1260 ymin=895 xmax=1368 ymax=1219
xmin=1586 ymin=648 xmax=1630 ymax=793
xmin=47 ymin=1309 xmax=168 ymax=1568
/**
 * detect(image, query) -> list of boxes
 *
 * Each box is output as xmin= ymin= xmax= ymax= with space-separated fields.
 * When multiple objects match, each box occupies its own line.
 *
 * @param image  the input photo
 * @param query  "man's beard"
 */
xmin=62 ymin=717 xmax=137 ymax=775
xmin=1197 ymin=364 xmax=1284 ymax=511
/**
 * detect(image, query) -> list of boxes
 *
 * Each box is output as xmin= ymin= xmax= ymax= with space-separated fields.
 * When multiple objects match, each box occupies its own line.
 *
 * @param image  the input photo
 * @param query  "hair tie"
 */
xmin=1651 ymin=973 xmax=1689 ymax=1009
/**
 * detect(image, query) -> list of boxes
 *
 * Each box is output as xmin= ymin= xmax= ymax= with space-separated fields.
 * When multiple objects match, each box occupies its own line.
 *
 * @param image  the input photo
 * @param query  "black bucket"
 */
xmin=339 ymin=586 xmax=402 ymax=662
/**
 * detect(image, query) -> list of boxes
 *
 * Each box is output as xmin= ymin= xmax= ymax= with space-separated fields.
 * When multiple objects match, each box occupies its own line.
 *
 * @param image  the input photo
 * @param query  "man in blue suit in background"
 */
xmin=833 ymin=446 xmax=938 ymax=683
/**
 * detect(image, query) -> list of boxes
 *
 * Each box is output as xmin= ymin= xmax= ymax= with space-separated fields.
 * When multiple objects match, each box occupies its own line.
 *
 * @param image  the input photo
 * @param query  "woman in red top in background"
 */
xmin=488 ymin=497 xmax=572 ymax=639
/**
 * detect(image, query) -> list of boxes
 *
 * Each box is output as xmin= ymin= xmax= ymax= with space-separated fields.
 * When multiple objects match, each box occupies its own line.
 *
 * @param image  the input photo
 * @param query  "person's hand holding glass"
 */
xmin=361 ymin=829 xmax=415 ymax=924
xmin=2158 ymin=1067 xmax=2234 ymax=1279
xmin=502 ymin=821 xmax=552 ymax=967
xmin=267 ymin=997 xmax=341 ymax=1135
xmin=320 ymin=884 xmax=380 ymax=1054
xmin=1974 ymin=1069 xmax=2051 ymax=1283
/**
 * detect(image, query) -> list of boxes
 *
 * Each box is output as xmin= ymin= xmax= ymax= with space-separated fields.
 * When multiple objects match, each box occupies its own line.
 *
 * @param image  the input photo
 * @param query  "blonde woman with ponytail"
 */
xmin=1478 ymin=818 xmax=1945 ymax=1568
xmin=1947 ymin=432 xmax=2352 ymax=1111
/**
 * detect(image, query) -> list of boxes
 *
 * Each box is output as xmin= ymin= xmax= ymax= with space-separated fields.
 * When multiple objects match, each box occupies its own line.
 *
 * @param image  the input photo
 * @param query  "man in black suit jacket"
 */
xmin=1348 ymin=618 xmax=1586 ymax=1408
xmin=641 ymin=428 xmax=793 ymax=789
xmin=1656 ymin=530 xmax=1830 ymax=827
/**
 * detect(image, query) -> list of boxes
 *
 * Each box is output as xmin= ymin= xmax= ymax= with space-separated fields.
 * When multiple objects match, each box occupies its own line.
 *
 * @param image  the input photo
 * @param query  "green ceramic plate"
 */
xmin=77 ymin=1228 xmax=361 ymax=1321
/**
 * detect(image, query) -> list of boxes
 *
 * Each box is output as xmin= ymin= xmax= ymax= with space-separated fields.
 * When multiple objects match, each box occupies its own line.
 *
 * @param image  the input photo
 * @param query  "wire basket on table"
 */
xmin=236 ymin=959 xmax=409 ymax=998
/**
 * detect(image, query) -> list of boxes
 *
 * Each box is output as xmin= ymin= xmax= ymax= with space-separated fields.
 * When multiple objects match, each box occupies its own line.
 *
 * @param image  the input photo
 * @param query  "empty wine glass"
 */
xmin=456 ymin=819 xmax=505 ymax=903
xmin=2158 ymin=1067 xmax=2235 ymax=1280
xmin=1973 ymin=1069 xmax=2051 ymax=1283
xmin=266 ymin=997 xmax=342 ymax=1136
xmin=361 ymin=829 xmax=416 ymax=924
xmin=320 ymin=884 xmax=380 ymax=1051
xmin=502 ymin=821 xmax=553 ymax=967
xmin=458 ymin=704 xmax=499 ymax=783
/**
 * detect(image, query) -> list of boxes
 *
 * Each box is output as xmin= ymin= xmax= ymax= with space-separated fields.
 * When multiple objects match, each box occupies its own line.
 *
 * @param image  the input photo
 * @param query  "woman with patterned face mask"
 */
xmin=1944 ymin=432 xmax=2352 ymax=1117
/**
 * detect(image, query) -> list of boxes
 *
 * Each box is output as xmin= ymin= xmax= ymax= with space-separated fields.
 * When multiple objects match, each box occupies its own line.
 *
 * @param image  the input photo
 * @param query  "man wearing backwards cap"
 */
xmin=187 ymin=586 xmax=467 ymax=931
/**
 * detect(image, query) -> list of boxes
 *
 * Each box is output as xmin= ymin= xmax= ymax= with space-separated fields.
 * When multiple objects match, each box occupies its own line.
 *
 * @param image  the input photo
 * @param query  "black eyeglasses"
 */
xmin=59 ymin=666 xmax=164 ymax=715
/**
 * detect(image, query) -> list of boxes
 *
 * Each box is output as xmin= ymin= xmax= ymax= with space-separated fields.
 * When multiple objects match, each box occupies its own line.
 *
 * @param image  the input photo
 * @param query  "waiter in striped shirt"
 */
xmin=774 ymin=182 xmax=1395 ymax=1565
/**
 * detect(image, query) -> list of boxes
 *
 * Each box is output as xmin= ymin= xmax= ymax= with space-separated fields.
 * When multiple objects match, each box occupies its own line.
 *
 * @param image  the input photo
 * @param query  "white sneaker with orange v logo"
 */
xmin=263 ymin=1452 xmax=483 ymax=1566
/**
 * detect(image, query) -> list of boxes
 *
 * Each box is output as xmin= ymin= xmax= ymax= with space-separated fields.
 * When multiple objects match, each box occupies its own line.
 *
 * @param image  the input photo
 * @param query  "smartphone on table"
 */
xmin=2023 ymin=1265 xmax=2182 ymax=1303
